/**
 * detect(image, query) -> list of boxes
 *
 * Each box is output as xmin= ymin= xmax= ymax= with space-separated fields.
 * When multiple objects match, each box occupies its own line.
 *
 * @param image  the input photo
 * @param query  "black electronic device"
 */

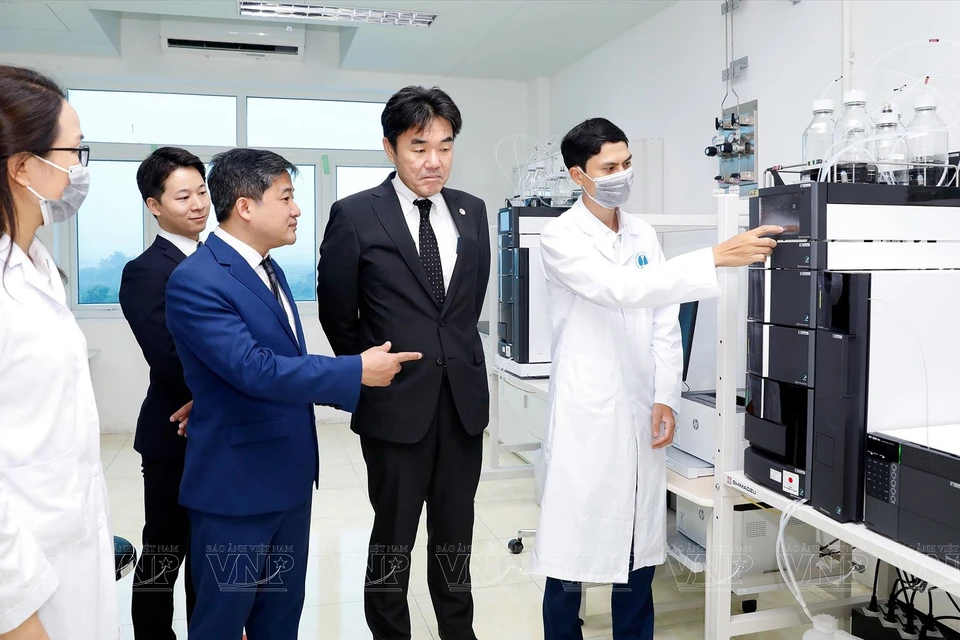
xmin=679 ymin=301 xmax=698 ymax=383
xmin=497 ymin=206 xmax=566 ymax=365
xmin=851 ymin=607 xmax=960 ymax=639
xmin=744 ymin=264 xmax=870 ymax=521
xmin=741 ymin=181 xmax=960 ymax=523
xmin=748 ymin=182 xmax=960 ymax=242
xmin=864 ymin=427 xmax=960 ymax=568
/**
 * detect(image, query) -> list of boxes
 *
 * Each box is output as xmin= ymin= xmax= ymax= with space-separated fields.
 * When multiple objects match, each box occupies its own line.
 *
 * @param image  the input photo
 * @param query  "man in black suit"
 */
xmin=119 ymin=147 xmax=208 ymax=639
xmin=318 ymin=86 xmax=491 ymax=640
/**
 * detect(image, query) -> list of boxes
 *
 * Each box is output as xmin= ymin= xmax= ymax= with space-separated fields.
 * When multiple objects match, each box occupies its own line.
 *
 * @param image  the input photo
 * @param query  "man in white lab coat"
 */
xmin=531 ymin=118 xmax=781 ymax=639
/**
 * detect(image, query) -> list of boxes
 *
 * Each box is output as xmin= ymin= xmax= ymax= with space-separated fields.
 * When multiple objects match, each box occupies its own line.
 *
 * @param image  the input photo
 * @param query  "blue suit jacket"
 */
xmin=166 ymin=233 xmax=361 ymax=517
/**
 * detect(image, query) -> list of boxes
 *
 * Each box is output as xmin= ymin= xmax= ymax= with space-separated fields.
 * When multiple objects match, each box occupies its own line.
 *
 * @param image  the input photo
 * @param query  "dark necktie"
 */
xmin=260 ymin=256 xmax=283 ymax=306
xmin=414 ymin=198 xmax=445 ymax=305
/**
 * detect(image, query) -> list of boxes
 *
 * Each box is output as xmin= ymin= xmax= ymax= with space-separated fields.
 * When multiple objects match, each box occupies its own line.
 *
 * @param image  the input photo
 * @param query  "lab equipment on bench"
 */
xmin=873 ymin=109 xmax=909 ymax=186
xmin=496 ymin=205 xmax=567 ymax=378
xmin=905 ymin=95 xmax=950 ymax=187
xmin=864 ymin=425 xmax=960 ymax=568
xmin=801 ymin=99 xmax=836 ymax=181
xmin=832 ymin=90 xmax=876 ymax=184
xmin=744 ymin=180 xmax=960 ymax=524
xmin=675 ymin=496 xmax=820 ymax=578
xmin=706 ymin=100 xmax=759 ymax=191
xmin=788 ymin=85 xmax=959 ymax=188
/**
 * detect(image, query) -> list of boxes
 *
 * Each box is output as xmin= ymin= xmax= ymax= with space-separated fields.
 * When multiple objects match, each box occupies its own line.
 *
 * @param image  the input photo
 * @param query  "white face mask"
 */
xmin=26 ymin=155 xmax=90 ymax=226
xmin=579 ymin=165 xmax=634 ymax=210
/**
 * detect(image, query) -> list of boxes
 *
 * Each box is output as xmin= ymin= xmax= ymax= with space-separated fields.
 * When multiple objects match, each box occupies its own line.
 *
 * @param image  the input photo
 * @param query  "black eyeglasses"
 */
xmin=46 ymin=145 xmax=90 ymax=167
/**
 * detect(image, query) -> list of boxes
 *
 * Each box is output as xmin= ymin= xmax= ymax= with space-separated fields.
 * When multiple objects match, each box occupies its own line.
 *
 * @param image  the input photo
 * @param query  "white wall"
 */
xmin=549 ymin=0 xmax=843 ymax=216
xmin=850 ymin=0 xmax=960 ymax=142
xmin=1 ymin=15 xmax=530 ymax=432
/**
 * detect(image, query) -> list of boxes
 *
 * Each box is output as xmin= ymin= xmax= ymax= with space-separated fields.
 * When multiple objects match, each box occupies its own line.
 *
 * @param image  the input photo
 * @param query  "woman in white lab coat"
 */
xmin=0 ymin=66 xmax=118 ymax=639
xmin=530 ymin=118 xmax=780 ymax=640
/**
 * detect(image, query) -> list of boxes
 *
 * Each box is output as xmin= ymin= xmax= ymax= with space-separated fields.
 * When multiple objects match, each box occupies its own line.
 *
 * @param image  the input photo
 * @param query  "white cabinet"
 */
xmin=497 ymin=373 xmax=548 ymax=468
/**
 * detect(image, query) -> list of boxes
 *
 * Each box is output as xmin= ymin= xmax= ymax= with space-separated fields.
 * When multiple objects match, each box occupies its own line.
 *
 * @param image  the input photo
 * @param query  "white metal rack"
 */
xmin=480 ymin=365 xmax=546 ymax=482
xmin=704 ymin=194 xmax=960 ymax=638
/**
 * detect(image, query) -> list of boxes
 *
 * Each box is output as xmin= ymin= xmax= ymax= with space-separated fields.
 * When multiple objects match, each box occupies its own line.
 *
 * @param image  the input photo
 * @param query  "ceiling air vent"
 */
xmin=166 ymin=38 xmax=299 ymax=56
xmin=159 ymin=19 xmax=306 ymax=61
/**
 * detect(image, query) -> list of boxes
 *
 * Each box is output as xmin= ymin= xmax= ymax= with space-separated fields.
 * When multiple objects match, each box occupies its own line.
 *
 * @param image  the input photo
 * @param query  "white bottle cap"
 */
xmin=812 ymin=614 xmax=839 ymax=632
xmin=877 ymin=112 xmax=898 ymax=126
xmin=916 ymin=94 xmax=937 ymax=109
xmin=812 ymin=99 xmax=834 ymax=112
xmin=843 ymin=89 xmax=867 ymax=105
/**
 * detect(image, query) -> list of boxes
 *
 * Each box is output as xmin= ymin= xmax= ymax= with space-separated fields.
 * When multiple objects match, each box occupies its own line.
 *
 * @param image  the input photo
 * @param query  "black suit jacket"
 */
xmin=119 ymin=235 xmax=192 ymax=462
xmin=317 ymin=174 xmax=491 ymax=444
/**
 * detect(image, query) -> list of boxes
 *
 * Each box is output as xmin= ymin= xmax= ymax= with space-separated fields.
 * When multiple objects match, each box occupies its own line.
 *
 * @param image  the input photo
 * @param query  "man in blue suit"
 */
xmin=165 ymin=148 xmax=421 ymax=638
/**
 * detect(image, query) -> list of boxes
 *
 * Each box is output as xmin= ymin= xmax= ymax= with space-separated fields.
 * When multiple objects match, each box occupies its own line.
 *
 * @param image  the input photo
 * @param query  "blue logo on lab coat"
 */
xmin=636 ymin=252 xmax=649 ymax=268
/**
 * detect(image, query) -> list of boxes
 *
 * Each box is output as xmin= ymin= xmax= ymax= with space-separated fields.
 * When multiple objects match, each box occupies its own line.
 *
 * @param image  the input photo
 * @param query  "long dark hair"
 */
xmin=0 ymin=66 xmax=67 ymax=256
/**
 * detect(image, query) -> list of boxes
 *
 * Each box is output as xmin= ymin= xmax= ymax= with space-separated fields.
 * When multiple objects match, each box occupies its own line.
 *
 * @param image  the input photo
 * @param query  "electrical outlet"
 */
xmin=881 ymin=615 xmax=901 ymax=629
xmin=853 ymin=609 xmax=960 ymax=640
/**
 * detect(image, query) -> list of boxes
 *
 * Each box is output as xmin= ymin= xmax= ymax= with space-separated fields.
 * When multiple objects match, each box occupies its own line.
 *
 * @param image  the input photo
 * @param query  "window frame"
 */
xmin=62 ymin=88 xmax=393 ymax=319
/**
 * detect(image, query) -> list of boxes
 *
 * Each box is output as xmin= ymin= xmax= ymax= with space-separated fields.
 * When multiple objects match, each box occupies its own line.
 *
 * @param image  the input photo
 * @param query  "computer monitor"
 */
xmin=679 ymin=301 xmax=698 ymax=383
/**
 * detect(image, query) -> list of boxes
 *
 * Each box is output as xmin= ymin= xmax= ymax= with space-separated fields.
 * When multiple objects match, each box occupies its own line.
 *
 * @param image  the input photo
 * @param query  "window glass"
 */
xmin=69 ymin=90 xmax=237 ymax=146
xmin=247 ymin=98 xmax=384 ymax=150
xmin=77 ymin=161 xmax=144 ymax=304
xmin=264 ymin=165 xmax=317 ymax=302
xmin=336 ymin=166 xmax=395 ymax=199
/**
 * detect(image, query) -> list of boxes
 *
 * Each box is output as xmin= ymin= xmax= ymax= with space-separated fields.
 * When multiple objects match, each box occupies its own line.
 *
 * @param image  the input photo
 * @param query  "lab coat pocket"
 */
xmin=555 ymin=372 xmax=617 ymax=419
xmin=2 ymin=449 xmax=90 ymax=553
xmin=230 ymin=418 xmax=290 ymax=446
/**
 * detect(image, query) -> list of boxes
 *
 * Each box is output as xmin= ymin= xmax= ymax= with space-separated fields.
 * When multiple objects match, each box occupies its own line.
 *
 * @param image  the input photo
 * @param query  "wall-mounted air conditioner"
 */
xmin=159 ymin=18 xmax=305 ymax=62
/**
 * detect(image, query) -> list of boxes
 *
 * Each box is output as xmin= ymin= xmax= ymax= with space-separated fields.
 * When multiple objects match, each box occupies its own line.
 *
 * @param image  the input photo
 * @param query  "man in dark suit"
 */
xmin=120 ymin=147 xmax=210 ymax=639
xmin=317 ymin=86 xmax=491 ymax=640
xmin=165 ymin=148 xmax=420 ymax=638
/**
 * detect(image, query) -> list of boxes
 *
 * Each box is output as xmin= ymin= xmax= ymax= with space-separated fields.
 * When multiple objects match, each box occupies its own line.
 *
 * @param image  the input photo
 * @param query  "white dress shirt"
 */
xmin=392 ymin=175 xmax=459 ymax=291
xmin=213 ymin=227 xmax=298 ymax=342
xmin=158 ymin=229 xmax=200 ymax=259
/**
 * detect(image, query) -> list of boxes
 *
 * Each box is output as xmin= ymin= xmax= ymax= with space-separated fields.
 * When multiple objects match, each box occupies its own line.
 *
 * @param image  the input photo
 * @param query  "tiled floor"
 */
xmin=102 ymin=424 xmax=860 ymax=639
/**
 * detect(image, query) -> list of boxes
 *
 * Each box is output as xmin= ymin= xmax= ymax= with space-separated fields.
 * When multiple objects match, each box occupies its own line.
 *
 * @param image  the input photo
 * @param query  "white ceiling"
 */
xmin=0 ymin=0 xmax=674 ymax=80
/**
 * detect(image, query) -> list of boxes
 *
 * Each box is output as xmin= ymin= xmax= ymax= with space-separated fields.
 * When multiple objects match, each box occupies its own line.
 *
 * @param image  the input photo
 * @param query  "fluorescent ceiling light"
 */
xmin=237 ymin=2 xmax=438 ymax=27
